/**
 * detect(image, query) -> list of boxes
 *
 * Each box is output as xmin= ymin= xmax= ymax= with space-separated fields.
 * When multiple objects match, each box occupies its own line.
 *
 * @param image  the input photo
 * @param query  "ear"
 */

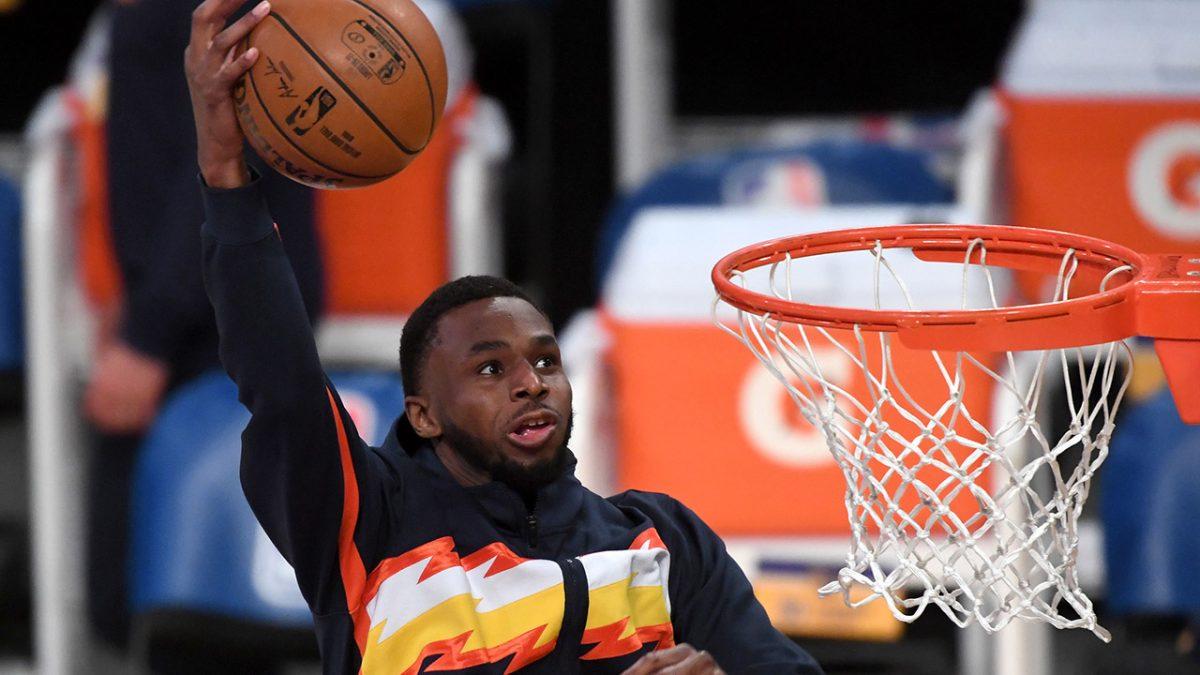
xmin=404 ymin=395 xmax=441 ymax=439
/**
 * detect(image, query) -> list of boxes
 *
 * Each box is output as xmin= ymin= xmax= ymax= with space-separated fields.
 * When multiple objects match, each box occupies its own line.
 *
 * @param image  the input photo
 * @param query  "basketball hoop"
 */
xmin=712 ymin=225 xmax=1200 ymax=640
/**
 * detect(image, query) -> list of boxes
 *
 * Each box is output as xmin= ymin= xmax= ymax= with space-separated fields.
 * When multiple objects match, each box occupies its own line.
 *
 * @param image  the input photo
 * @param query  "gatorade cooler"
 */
xmin=1000 ymin=0 xmax=1200 ymax=253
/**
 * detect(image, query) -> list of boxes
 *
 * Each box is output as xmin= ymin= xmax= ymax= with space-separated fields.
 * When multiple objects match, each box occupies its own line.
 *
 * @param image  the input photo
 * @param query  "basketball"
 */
xmin=233 ymin=0 xmax=448 ymax=189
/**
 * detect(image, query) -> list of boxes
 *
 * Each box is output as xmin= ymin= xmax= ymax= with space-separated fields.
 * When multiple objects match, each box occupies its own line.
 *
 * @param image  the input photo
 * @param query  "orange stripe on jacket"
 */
xmin=325 ymin=387 xmax=369 ymax=656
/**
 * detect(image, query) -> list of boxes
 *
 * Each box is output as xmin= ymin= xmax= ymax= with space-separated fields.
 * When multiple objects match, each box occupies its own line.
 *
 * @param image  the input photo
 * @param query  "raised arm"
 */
xmin=186 ymin=0 xmax=387 ymax=616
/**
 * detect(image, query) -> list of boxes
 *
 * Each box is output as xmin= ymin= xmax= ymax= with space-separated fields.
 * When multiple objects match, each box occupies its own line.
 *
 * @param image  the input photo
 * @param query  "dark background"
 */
xmin=0 ymin=1 xmax=105 ymax=131
xmin=673 ymin=1 xmax=1023 ymax=115
xmin=0 ymin=0 xmax=1023 ymax=323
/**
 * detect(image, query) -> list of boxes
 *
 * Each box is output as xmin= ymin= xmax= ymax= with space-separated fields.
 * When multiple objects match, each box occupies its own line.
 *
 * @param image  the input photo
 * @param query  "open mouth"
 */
xmin=507 ymin=413 xmax=558 ymax=450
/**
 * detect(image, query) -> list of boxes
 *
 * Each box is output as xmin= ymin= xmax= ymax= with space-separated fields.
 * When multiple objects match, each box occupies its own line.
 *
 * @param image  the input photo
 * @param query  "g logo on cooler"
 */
xmin=737 ymin=349 xmax=848 ymax=468
xmin=1128 ymin=123 xmax=1200 ymax=239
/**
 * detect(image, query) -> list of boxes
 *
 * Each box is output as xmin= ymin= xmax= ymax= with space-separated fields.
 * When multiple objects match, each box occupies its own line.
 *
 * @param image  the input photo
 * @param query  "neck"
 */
xmin=432 ymin=442 xmax=544 ymax=509
xmin=434 ymin=441 xmax=491 ymax=488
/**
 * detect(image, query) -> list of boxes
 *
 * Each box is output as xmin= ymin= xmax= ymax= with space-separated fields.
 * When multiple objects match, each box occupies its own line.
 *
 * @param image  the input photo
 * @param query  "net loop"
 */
xmin=715 ymin=236 xmax=1132 ymax=641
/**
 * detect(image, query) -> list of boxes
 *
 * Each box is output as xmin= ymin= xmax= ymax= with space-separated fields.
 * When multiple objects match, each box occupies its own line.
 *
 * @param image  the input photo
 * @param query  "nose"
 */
xmin=511 ymin=361 xmax=548 ymax=401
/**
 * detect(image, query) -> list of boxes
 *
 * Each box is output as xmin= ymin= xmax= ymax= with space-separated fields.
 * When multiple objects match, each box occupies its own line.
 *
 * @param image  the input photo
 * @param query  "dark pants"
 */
xmin=85 ymin=430 xmax=141 ymax=651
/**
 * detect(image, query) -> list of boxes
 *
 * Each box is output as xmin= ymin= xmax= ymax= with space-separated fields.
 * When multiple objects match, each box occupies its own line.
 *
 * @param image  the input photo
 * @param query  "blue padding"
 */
xmin=596 ymin=141 xmax=953 ymax=283
xmin=130 ymin=370 xmax=406 ymax=626
xmin=1103 ymin=387 xmax=1200 ymax=615
xmin=0 ymin=175 xmax=21 ymax=371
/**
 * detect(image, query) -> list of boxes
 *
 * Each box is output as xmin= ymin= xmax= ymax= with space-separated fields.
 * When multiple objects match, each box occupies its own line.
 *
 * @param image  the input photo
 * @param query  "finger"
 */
xmin=217 ymin=46 xmax=259 ymax=85
xmin=212 ymin=1 xmax=270 ymax=54
xmin=648 ymin=645 xmax=696 ymax=666
xmin=662 ymin=650 xmax=717 ymax=674
xmin=623 ymin=645 xmax=696 ymax=674
xmin=620 ymin=662 xmax=649 ymax=675
xmin=662 ymin=650 xmax=713 ymax=674
xmin=190 ymin=0 xmax=252 ymax=48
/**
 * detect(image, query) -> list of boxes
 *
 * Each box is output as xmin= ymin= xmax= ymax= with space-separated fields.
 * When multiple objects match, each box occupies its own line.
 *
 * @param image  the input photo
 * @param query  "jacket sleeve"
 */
xmin=201 ymin=175 xmax=392 ymax=616
xmin=665 ymin=499 xmax=825 ymax=675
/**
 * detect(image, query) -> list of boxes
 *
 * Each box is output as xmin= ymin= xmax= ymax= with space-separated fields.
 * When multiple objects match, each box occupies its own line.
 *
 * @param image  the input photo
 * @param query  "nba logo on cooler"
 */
xmin=723 ymin=159 xmax=828 ymax=207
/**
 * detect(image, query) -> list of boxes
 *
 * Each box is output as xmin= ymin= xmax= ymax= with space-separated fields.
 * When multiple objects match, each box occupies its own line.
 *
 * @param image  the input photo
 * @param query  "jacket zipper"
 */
xmin=525 ymin=512 xmax=539 ymax=548
xmin=558 ymin=557 xmax=588 ymax=673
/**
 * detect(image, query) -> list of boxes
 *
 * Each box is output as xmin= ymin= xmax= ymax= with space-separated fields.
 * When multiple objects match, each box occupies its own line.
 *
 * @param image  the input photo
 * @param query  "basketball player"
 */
xmin=186 ymin=0 xmax=822 ymax=672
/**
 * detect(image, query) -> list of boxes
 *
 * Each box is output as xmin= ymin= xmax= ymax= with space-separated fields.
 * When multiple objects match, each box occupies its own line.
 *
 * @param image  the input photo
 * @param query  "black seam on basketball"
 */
xmin=268 ymin=12 xmax=418 ymax=155
xmin=247 ymin=55 xmax=389 ymax=180
xmin=341 ymin=0 xmax=438 ymax=152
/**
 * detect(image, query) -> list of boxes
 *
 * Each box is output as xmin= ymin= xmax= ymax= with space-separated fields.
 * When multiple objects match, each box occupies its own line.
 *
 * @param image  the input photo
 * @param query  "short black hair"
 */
xmin=400 ymin=275 xmax=544 ymax=395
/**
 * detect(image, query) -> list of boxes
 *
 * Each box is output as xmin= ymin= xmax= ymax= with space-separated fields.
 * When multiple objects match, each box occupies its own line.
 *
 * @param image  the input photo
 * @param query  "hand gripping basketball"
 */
xmin=231 ymin=0 xmax=448 ymax=188
xmin=185 ymin=0 xmax=271 ymax=188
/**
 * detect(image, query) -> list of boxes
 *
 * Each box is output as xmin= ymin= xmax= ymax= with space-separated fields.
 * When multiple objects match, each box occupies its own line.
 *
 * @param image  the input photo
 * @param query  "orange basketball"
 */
xmin=234 ymin=0 xmax=448 ymax=189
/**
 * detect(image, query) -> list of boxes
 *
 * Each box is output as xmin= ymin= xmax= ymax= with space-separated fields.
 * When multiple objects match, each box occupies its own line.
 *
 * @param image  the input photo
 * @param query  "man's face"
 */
xmin=416 ymin=297 xmax=573 ymax=491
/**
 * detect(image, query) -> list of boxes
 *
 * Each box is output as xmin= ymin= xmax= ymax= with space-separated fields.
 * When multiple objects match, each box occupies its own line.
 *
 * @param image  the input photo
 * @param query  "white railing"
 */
xmin=23 ymin=89 xmax=89 ymax=675
xmin=611 ymin=0 xmax=672 ymax=192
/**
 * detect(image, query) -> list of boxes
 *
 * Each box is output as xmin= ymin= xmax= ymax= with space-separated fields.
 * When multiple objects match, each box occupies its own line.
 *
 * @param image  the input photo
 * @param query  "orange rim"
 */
xmin=712 ymin=224 xmax=1200 ymax=352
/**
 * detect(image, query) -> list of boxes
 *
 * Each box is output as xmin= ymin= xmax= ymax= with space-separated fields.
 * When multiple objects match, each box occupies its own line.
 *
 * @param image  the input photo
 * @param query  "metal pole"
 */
xmin=992 ymin=350 xmax=1053 ymax=675
xmin=959 ymin=624 xmax=991 ymax=675
xmin=996 ymin=621 xmax=1051 ymax=675
xmin=24 ymin=90 xmax=87 ymax=675
xmin=611 ymin=0 xmax=673 ymax=191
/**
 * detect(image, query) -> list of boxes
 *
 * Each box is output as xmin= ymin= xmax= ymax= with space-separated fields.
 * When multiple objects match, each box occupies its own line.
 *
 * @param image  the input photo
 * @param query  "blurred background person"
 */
xmin=84 ymin=0 xmax=323 ymax=663
xmin=80 ymin=0 xmax=476 ymax=669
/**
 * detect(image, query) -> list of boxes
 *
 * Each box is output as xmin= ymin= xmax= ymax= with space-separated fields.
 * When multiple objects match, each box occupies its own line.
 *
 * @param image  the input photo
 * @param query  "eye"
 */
xmin=535 ymin=355 xmax=557 ymax=369
xmin=478 ymin=361 xmax=502 ymax=376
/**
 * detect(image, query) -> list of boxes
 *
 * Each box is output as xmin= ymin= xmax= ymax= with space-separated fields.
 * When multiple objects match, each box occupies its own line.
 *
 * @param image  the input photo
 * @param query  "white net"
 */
xmin=715 ymin=239 xmax=1133 ymax=641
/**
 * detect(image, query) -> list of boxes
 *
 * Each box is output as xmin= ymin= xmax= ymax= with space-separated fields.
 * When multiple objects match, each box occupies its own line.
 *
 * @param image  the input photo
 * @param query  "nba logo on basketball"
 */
xmin=286 ymin=86 xmax=338 ymax=136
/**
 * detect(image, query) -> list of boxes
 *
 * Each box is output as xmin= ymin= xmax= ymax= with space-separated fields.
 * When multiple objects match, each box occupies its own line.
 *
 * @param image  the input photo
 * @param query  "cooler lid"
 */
xmin=601 ymin=205 xmax=995 ymax=323
xmin=1002 ymin=0 xmax=1200 ymax=98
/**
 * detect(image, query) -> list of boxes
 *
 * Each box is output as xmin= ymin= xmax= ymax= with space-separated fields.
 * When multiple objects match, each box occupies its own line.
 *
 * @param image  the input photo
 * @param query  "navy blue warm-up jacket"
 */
xmin=201 ymin=175 xmax=823 ymax=674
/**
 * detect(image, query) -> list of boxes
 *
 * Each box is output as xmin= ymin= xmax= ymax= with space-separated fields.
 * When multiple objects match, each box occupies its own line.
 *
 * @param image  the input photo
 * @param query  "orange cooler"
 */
xmin=599 ymin=207 xmax=990 ymax=536
xmin=1000 ymin=0 xmax=1200 ymax=253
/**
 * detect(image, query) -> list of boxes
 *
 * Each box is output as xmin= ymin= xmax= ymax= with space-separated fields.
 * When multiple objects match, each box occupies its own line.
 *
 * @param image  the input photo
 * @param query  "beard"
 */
xmin=440 ymin=410 xmax=573 ymax=496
